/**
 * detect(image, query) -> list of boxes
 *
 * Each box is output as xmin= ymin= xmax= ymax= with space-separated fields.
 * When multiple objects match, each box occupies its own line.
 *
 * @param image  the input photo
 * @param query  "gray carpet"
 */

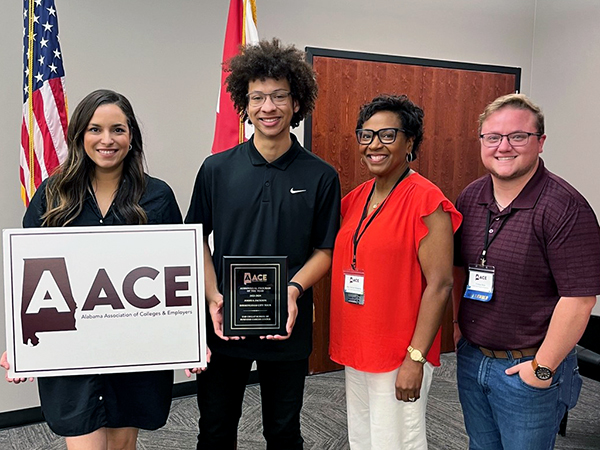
xmin=1 ymin=353 xmax=599 ymax=449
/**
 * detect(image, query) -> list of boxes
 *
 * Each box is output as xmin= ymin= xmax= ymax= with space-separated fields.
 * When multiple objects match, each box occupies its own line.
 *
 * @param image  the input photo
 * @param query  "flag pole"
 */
xmin=239 ymin=1 xmax=249 ymax=145
xmin=27 ymin=0 xmax=36 ymax=201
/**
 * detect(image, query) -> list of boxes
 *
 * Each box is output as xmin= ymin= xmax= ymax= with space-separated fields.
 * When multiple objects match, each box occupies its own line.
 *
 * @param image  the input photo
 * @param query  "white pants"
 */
xmin=345 ymin=363 xmax=434 ymax=450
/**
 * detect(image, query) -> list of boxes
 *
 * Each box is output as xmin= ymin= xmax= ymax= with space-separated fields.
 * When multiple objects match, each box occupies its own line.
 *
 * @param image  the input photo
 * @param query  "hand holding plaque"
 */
xmin=223 ymin=256 xmax=288 ymax=337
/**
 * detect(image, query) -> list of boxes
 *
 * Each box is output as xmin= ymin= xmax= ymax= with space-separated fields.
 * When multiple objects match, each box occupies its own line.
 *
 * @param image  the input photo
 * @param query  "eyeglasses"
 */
xmin=355 ymin=128 xmax=406 ymax=145
xmin=246 ymin=90 xmax=292 ymax=107
xmin=479 ymin=132 xmax=542 ymax=148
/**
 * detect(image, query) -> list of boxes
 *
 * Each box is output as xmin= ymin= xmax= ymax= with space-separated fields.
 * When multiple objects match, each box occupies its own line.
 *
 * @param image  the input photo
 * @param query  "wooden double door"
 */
xmin=304 ymin=48 xmax=520 ymax=374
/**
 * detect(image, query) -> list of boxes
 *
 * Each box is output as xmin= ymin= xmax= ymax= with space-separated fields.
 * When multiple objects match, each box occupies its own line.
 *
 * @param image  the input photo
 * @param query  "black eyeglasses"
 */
xmin=355 ymin=128 xmax=406 ymax=145
xmin=246 ymin=90 xmax=292 ymax=107
xmin=480 ymin=132 xmax=542 ymax=148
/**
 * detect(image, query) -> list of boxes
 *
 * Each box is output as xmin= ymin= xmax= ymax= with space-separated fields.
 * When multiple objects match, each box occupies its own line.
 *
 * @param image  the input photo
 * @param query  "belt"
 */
xmin=478 ymin=346 xmax=538 ymax=359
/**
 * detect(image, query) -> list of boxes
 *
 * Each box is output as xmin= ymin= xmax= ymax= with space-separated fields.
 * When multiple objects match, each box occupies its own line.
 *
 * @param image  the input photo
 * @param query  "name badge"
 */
xmin=343 ymin=269 xmax=365 ymax=305
xmin=464 ymin=264 xmax=495 ymax=302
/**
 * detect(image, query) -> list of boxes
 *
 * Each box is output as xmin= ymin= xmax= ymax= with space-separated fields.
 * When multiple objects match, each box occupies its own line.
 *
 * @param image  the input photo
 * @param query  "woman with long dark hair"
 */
xmin=2 ymin=89 xmax=181 ymax=450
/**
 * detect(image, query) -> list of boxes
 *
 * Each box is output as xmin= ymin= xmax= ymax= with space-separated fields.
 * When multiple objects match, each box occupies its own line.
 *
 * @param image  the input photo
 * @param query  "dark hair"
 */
xmin=356 ymin=94 xmax=425 ymax=159
xmin=42 ymin=89 xmax=148 ymax=226
xmin=225 ymin=38 xmax=318 ymax=128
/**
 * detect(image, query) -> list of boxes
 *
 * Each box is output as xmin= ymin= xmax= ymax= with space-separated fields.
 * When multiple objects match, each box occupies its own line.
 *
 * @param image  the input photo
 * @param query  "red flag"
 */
xmin=211 ymin=0 xmax=259 ymax=154
xmin=21 ymin=0 xmax=68 ymax=205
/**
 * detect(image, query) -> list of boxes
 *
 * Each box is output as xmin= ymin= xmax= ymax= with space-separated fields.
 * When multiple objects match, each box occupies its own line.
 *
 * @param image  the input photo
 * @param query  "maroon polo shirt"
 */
xmin=455 ymin=159 xmax=600 ymax=349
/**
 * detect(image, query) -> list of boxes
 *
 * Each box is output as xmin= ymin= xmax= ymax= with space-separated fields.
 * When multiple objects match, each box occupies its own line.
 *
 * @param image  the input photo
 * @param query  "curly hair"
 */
xmin=356 ymin=94 xmax=425 ymax=160
xmin=225 ymin=38 xmax=318 ymax=128
xmin=478 ymin=93 xmax=544 ymax=135
xmin=42 ymin=89 xmax=148 ymax=226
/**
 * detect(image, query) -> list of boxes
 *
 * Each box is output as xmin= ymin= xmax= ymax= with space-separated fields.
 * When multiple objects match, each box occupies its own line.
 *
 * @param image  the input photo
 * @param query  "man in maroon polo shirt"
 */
xmin=453 ymin=93 xmax=600 ymax=450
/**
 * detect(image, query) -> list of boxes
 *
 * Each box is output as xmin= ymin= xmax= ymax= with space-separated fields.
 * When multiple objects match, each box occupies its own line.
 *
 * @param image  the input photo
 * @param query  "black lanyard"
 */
xmin=479 ymin=208 xmax=511 ymax=265
xmin=479 ymin=210 xmax=493 ymax=265
xmin=351 ymin=167 xmax=410 ymax=270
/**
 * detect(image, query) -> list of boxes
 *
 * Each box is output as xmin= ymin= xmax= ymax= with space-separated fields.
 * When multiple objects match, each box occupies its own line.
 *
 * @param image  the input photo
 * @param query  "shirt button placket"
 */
xmin=262 ymin=166 xmax=272 ymax=203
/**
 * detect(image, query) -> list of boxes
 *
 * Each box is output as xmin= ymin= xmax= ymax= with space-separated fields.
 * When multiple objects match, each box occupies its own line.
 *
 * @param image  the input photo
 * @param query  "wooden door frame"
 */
xmin=304 ymin=47 xmax=521 ymax=151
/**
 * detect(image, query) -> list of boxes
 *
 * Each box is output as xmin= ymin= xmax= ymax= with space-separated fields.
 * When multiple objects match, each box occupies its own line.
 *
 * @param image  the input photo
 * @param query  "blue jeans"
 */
xmin=456 ymin=338 xmax=582 ymax=450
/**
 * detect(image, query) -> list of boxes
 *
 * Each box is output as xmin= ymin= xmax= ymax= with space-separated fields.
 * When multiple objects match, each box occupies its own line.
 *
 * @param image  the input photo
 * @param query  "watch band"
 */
xmin=407 ymin=345 xmax=427 ymax=364
xmin=532 ymin=358 xmax=555 ymax=381
xmin=288 ymin=281 xmax=304 ymax=298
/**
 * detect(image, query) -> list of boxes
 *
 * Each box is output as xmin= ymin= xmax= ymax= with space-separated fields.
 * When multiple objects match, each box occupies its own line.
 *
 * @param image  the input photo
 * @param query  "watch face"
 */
xmin=410 ymin=349 xmax=423 ymax=362
xmin=535 ymin=366 xmax=552 ymax=381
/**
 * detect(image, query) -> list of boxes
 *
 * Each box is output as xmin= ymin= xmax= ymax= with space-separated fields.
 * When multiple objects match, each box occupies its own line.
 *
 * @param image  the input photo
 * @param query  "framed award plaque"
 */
xmin=223 ymin=256 xmax=288 ymax=336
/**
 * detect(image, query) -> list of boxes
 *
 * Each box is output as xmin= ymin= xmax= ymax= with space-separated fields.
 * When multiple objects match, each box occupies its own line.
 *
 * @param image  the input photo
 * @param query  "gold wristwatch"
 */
xmin=407 ymin=345 xmax=427 ymax=364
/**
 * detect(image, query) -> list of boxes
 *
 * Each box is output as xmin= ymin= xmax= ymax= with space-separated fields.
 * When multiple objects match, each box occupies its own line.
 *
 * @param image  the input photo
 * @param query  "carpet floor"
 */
xmin=1 ymin=353 xmax=598 ymax=449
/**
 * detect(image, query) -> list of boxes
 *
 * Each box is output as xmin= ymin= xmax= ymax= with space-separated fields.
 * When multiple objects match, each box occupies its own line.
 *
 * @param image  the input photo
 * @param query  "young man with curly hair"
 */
xmin=186 ymin=38 xmax=341 ymax=449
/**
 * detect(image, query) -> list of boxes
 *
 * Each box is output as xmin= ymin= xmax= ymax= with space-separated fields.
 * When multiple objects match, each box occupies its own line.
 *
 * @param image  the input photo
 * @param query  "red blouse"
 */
xmin=329 ymin=173 xmax=462 ymax=372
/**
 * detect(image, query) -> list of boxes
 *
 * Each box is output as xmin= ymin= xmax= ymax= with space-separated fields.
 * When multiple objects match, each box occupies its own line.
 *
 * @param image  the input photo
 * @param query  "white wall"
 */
xmin=2 ymin=0 xmax=599 ymax=415
xmin=530 ymin=0 xmax=600 ymax=315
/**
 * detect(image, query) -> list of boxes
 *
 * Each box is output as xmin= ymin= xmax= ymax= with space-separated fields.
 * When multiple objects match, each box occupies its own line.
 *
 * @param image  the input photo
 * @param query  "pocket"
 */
xmin=566 ymin=365 xmax=583 ymax=410
xmin=516 ymin=371 xmax=559 ymax=392
xmin=456 ymin=337 xmax=469 ymax=352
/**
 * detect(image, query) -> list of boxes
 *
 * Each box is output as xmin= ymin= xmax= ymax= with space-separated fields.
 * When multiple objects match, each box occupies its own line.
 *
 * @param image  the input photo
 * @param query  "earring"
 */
xmin=128 ymin=144 xmax=132 ymax=150
xmin=406 ymin=152 xmax=415 ymax=163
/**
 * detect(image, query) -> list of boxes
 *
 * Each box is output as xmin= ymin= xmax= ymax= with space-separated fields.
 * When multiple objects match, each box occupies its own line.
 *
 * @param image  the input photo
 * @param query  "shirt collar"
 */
xmin=247 ymin=134 xmax=301 ymax=170
xmin=478 ymin=158 xmax=549 ymax=211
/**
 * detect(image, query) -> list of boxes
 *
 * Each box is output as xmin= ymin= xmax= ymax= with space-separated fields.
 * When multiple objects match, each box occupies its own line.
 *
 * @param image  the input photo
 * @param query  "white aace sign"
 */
xmin=3 ymin=224 xmax=206 ymax=378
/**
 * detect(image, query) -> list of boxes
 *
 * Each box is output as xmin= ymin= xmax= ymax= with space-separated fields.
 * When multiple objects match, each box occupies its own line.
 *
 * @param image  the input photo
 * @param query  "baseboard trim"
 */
xmin=0 ymin=372 xmax=261 ymax=430
xmin=0 ymin=406 xmax=44 ymax=430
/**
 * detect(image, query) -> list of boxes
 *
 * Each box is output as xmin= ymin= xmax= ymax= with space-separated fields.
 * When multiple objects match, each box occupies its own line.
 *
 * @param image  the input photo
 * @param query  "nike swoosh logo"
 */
xmin=290 ymin=188 xmax=306 ymax=194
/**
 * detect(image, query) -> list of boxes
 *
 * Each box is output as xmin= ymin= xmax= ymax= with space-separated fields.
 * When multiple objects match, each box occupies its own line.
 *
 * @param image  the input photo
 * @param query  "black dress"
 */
xmin=23 ymin=175 xmax=182 ymax=436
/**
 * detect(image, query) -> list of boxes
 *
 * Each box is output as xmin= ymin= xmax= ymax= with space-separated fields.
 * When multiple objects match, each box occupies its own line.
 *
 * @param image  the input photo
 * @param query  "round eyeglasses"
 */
xmin=246 ymin=90 xmax=292 ymax=107
xmin=355 ymin=128 xmax=406 ymax=145
xmin=480 ymin=132 xmax=542 ymax=148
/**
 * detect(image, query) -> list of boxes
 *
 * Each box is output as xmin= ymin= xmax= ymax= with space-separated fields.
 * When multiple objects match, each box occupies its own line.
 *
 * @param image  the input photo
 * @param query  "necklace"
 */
xmin=368 ymin=167 xmax=411 ymax=211
xmin=494 ymin=198 xmax=507 ymax=211
xmin=370 ymin=196 xmax=385 ymax=209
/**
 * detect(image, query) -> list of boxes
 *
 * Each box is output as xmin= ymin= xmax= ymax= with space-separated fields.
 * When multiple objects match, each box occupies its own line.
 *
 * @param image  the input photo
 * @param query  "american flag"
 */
xmin=21 ymin=0 xmax=68 ymax=205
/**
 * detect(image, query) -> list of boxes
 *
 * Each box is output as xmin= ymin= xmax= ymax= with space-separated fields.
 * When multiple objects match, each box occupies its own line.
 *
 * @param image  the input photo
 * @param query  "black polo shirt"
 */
xmin=186 ymin=134 xmax=341 ymax=361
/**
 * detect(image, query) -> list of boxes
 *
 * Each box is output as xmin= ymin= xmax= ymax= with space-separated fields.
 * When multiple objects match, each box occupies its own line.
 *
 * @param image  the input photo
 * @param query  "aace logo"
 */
xmin=243 ymin=272 xmax=268 ymax=285
xmin=21 ymin=258 xmax=76 ymax=347
xmin=475 ymin=273 xmax=488 ymax=281
xmin=21 ymin=257 xmax=192 ymax=346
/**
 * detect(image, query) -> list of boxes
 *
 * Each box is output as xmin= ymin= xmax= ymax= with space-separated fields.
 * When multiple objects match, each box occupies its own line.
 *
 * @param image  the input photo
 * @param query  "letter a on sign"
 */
xmin=21 ymin=258 xmax=77 ymax=346
xmin=26 ymin=270 xmax=71 ymax=313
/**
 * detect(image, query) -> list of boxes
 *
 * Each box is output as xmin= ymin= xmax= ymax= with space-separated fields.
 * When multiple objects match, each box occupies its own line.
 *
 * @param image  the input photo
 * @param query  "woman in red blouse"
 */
xmin=330 ymin=94 xmax=462 ymax=449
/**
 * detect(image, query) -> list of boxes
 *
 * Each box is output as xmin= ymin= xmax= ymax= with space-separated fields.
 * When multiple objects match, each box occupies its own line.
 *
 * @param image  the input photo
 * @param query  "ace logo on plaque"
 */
xmin=223 ymin=256 xmax=288 ymax=336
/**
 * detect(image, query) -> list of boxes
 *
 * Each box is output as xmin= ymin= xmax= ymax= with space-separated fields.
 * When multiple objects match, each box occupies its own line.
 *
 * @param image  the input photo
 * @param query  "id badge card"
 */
xmin=464 ymin=264 xmax=495 ymax=302
xmin=343 ymin=269 xmax=365 ymax=305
